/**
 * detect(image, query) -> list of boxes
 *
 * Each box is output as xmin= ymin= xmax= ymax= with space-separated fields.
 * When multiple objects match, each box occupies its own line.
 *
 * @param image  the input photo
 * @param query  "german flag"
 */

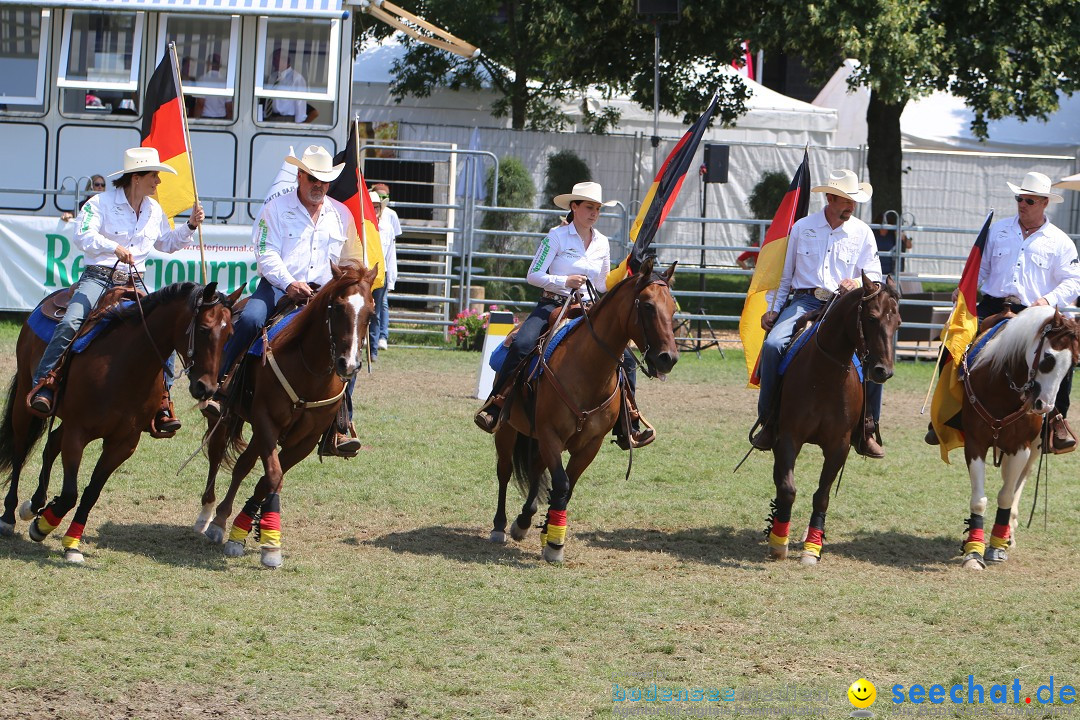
xmin=930 ymin=210 xmax=993 ymax=462
xmin=738 ymin=150 xmax=810 ymax=386
xmin=606 ymin=93 xmax=719 ymax=288
xmin=141 ymin=48 xmax=194 ymax=225
xmin=328 ymin=122 xmax=385 ymax=290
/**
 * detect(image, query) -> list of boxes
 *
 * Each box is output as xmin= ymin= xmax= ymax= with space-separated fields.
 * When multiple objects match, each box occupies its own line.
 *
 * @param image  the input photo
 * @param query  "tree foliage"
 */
xmin=541 ymin=150 xmax=590 ymax=210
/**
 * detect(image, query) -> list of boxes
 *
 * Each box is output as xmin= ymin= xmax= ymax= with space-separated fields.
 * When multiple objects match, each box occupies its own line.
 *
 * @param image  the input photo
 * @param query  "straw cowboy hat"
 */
xmin=1053 ymin=172 xmax=1080 ymax=192
xmin=368 ymin=190 xmax=383 ymax=205
xmin=553 ymin=181 xmax=618 ymax=210
xmin=1003 ymin=171 xmax=1062 ymax=203
xmin=107 ymin=147 xmax=178 ymax=178
xmin=285 ymin=144 xmax=345 ymax=183
xmin=811 ymin=169 xmax=873 ymax=203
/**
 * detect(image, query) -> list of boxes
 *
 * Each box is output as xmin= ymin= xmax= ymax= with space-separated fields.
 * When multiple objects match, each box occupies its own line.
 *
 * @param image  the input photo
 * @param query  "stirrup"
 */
xmin=26 ymin=372 xmax=60 ymax=419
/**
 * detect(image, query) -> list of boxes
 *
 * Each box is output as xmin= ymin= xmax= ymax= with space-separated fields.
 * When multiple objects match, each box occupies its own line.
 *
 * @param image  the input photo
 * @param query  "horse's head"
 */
xmin=1028 ymin=310 xmax=1080 ymax=413
xmin=630 ymin=257 xmax=679 ymax=378
xmin=858 ymin=272 xmax=901 ymax=384
xmin=187 ymin=282 xmax=244 ymax=401
xmin=325 ymin=261 xmax=378 ymax=380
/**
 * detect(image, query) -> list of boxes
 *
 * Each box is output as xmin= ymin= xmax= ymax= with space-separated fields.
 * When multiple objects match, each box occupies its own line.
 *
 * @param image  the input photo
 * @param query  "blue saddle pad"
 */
xmin=778 ymin=320 xmax=862 ymax=382
xmin=248 ymin=307 xmax=304 ymax=357
xmin=488 ymin=317 xmax=582 ymax=376
xmin=28 ymin=302 xmax=131 ymax=354
xmin=958 ymin=319 xmax=1008 ymax=379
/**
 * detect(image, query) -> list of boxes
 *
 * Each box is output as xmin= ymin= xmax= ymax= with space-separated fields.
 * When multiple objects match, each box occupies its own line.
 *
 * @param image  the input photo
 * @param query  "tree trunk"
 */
xmin=511 ymin=74 xmax=527 ymax=129
xmin=865 ymin=91 xmax=906 ymax=224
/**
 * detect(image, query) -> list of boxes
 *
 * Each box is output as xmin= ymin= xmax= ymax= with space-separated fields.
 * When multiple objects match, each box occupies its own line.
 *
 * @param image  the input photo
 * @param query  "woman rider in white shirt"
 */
xmin=474 ymin=182 xmax=653 ymax=449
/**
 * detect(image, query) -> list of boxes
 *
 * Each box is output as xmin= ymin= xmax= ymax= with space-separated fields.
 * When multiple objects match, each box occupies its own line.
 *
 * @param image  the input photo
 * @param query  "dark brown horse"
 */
xmin=957 ymin=306 xmax=1080 ymax=569
xmin=491 ymin=258 xmax=679 ymax=563
xmin=764 ymin=274 xmax=901 ymax=565
xmin=0 ymin=282 xmax=240 ymax=563
xmin=198 ymin=263 xmax=376 ymax=568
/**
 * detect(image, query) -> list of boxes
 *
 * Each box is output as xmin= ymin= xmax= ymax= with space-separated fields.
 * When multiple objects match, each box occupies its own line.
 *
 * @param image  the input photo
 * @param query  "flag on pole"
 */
xmin=328 ymin=123 xmax=386 ymax=290
xmin=606 ymin=93 xmax=720 ymax=288
xmin=738 ymin=150 xmax=811 ymax=386
xmin=930 ymin=210 xmax=992 ymax=462
xmin=732 ymin=41 xmax=754 ymax=80
xmin=141 ymin=49 xmax=195 ymax=225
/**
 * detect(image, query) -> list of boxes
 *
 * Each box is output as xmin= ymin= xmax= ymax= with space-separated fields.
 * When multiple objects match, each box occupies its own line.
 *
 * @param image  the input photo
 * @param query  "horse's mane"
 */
xmin=585 ymin=268 xmax=660 ymax=318
xmin=272 ymin=264 xmax=370 ymax=349
xmin=111 ymin=282 xmax=202 ymax=323
xmin=972 ymin=305 xmax=1057 ymax=375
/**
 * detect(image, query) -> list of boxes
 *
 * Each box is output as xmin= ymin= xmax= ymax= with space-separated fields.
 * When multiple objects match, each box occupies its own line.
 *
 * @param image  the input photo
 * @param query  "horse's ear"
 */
xmin=638 ymin=256 xmax=656 ymax=280
xmin=364 ymin=263 xmax=380 ymax=286
xmin=885 ymin=272 xmax=900 ymax=297
xmin=331 ymin=262 xmax=343 ymax=280
xmin=662 ymin=260 xmax=677 ymax=286
xmin=226 ymin=285 xmax=244 ymax=306
xmin=202 ymin=282 xmax=218 ymax=302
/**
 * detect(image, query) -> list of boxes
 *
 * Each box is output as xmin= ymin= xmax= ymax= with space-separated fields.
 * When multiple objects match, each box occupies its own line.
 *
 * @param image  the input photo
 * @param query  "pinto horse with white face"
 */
xmin=958 ymin=305 xmax=1080 ymax=569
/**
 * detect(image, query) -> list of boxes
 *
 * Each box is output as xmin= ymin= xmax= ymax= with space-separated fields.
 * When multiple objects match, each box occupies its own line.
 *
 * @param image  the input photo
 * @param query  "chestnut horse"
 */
xmin=764 ymin=275 xmax=901 ymax=565
xmin=197 ymin=263 xmax=376 ymax=568
xmin=957 ymin=306 xmax=1080 ymax=570
xmin=0 ymin=282 xmax=239 ymax=562
xmin=491 ymin=258 xmax=679 ymax=563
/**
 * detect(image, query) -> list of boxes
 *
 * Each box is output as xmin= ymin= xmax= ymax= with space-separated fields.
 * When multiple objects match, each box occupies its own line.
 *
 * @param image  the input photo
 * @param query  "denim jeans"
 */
xmin=219 ymin=278 xmax=281 ymax=380
xmin=33 ymin=270 xmax=110 ymax=386
xmin=368 ymin=286 xmax=388 ymax=352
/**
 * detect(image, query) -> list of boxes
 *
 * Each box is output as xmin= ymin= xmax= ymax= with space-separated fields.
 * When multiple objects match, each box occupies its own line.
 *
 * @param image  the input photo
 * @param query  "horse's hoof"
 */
xmin=961 ymin=552 xmax=986 ymax=570
xmin=509 ymin=521 xmax=529 ymax=541
xmin=768 ymin=544 xmax=788 ymax=561
xmin=798 ymin=553 xmax=819 ymax=566
xmin=63 ymin=548 xmax=85 ymax=564
xmin=223 ymin=540 xmax=245 ymax=557
xmin=204 ymin=524 xmax=226 ymax=545
xmin=489 ymin=530 xmax=508 ymax=544
xmin=27 ymin=519 xmax=47 ymax=543
xmin=192 ymin=505 xmax=214 ymax=534
xmin=985 ymin=546 xmax=1008 ymax=564
xmin=260 ymin=547 xmax=283 ymax=568
xmin=18 ymin=500 xmax=36 ymax=522
xmin=0 ymin=519 xmax=14 ymax=537
xmin=542 ymin=543 xmax=564 ymax=564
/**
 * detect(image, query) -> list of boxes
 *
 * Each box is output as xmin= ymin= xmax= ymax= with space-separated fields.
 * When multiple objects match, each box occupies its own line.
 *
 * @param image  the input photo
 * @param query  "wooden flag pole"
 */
xmin=168 ymin=42 xmax=208 ymax=284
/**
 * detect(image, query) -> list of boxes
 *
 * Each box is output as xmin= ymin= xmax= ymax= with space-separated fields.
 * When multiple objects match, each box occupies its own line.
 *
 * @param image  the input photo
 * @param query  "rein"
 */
xmin=583 ymin=275 xmax=668 ymax=378
xmin=811 ymin=282 xmax=883 ymax=371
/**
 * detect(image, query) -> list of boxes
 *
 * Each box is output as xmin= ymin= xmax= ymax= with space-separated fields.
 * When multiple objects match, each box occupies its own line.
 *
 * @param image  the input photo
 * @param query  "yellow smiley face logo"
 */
xmin=848 ymin=679 xmax=876 ymax=709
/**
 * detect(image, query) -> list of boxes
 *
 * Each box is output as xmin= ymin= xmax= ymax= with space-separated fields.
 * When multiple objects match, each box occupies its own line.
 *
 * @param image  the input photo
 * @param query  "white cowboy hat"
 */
xmin=811 ymin=169 xmax=873 ymax=203
xmin=1051 ymin=172 xmax=1080 ymax=193
xmin=1008 ymin=171 xmax=1063 ymax=203
xmin=107 ymin=147 xmax=178 ymax=178
xmin=553 ymin=181 xmax=618 ymax=210
xmin=285 ymin=144 xmax=345 ymax=183
xmin=368 ymin=190 xmax=383 ymax=205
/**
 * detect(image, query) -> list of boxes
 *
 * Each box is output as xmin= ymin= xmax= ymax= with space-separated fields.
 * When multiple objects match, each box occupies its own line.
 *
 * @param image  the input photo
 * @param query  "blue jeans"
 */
xmin=368 ymin=286 xmax=388 ymax=353
xmin=219 ymin=278 xmax=281 ymax=380
xmin=33 ymin=271 xmax=111 ymax=386
xmin=757 ymin=295 xmax=882 ymax=423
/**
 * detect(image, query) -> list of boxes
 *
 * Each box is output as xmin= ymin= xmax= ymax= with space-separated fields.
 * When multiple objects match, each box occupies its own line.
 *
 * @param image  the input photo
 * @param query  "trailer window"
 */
xmin=0 ymin=8 xmax=50 ymax=113
xmin=160 ymin=14 xmax=239 ymax=122
xmin=254 ymin=17 xmax=339 ymax=126
xmin=58 ymin=10 xmax=143 ymax=119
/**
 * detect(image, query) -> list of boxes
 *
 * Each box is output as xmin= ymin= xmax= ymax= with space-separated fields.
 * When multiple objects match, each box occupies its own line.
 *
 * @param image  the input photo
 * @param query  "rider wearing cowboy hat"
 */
xmin=28 ymin=147 xmax=206 ymax=436
xmin=473 ymin=181 xmax=654 ymax=450
xmin=752 ymin=168 xmax=886 ymax=458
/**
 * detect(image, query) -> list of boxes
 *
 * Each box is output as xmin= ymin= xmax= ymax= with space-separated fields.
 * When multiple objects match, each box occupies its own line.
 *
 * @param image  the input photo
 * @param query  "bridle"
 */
xmin=812 ymin=282 xmax=887 ymax=371
xmin=583 ymin=273 xmax=672 ymax=378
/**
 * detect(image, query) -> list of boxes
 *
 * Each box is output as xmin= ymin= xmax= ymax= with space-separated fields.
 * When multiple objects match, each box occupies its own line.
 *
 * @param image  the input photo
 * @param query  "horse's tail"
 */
xmin=0 ymin=374 xmax=45 ymax=483
xmin=511 ymin=432 xmax=551 ymax=506
xmin=219 ymin=412 xmax=248 ymax=471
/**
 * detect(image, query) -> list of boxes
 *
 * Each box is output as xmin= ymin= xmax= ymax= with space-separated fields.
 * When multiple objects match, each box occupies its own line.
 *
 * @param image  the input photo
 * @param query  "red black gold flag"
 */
xmin=141 ymin=49 xmax=194 ymax=224
xmin=328 ymin=123 xmax=386 ymax=290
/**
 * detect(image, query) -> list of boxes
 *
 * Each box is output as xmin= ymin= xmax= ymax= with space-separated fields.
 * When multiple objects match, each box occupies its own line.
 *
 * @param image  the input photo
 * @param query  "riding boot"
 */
xmin=750 ymin=421 xmax=775 ymax=451
xmin=613 ymin=410 xmax=656 ymax=451
xmin=1050 ymin=413 xmax=1077 ymax=454
xmin=924 ymin=420 xmax=940 ymax=446
xmin=854 ymin=417 xmax=885 ymax=459
xmin=150 ymin=392 xmax=181 ymax=438
xmin=27 ymin=371 xmax=60 ymax=419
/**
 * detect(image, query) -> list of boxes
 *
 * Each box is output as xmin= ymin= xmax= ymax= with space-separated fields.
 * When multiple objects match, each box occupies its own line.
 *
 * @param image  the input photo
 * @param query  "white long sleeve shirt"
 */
xmin=978 ymin=215 xmax=1080 ymax=308
xmin=378 ymin=207 xmax=402 ymax=291
xmin=252 ymin=189 xmax=348 ymax=290
xmin=766 ymin=209 xmax=882 ymax=310
xmin=75 ymin=187 xmax=195 ymax=271
xmin=526 ymin=223 xmax=610 ymax=300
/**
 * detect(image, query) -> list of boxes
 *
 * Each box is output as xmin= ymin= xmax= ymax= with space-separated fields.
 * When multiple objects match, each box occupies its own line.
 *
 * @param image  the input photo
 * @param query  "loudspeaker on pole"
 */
xmin=703 ymin=143 xmax=729 ymax=184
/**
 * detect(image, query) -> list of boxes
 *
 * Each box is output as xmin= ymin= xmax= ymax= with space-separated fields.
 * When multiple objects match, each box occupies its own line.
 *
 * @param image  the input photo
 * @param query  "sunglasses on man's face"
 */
xmin=1015 ymin=195 xmax=1039 ymax=206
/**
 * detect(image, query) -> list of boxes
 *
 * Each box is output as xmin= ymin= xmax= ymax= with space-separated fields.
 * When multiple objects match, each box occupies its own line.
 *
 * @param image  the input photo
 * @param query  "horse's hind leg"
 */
xmin=1007 ymin=446 xmax=1041 ymax=552
xmin=22 ymin=426 xmax=62 ymax=523
xmin=540 ymin=441 xmax=572 ymax=564
xmin=195 ymin=422 xmax=230 ymax=534
xmin=798 ymin=444 xmax=846 ymax=566
xmin=510 ymin=450 xmax=545 ymax=542
xmin=1 ymin=420 xmax=58 ymax=536
xmin=27 ymin=431 xmax=88 ymax=546
xmin=490 ymin=425 xmax=515 ymax=543
xmin=961 ymin=455 xmax=989 ymax=570
xmin=57 ymin=435 xmax=138 ymax=563
xmin=766 ymin=437 xmax=800 ymax=560
xmin=984 ymin=449 xmax=1031 ymax=564
xmin=205 ymin=442 xmax=260 ymax=544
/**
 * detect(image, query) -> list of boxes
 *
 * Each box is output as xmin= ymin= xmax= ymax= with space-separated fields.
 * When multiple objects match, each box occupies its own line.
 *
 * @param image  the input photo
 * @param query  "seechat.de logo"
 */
xmin=849 ymin=678 xmax=877 ymax=718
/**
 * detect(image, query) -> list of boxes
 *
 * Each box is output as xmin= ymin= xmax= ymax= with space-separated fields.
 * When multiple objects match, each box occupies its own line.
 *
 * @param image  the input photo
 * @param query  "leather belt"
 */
xmin=541 ymin=290 xmax=571 ymax=302
xmin=793 ymin=287 xmax=833 ymax=301
xmin=988 ymin=294 xmax=1024 ymax=306
xmin=83 ymin=264 xmax=131 ymax=285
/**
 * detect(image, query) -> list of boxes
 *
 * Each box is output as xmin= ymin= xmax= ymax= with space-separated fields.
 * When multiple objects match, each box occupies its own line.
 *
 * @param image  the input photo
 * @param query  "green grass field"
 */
xmin=1 ymin=328 xmax=1079 ymax=720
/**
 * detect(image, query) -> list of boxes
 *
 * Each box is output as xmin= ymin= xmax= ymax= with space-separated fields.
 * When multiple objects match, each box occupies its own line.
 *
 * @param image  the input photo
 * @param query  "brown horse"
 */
xmin=0 ymin=282 xmax=240 ymax=562
xmin=197 ymin=263 xmax=376 ymax=568
xmin=490 ymin=258 xmax=679 ymax=563
xmin=764 ymin=274 xmax=901 ymax=565
xmin=957 ymin=306 xmax=1080 ymax=569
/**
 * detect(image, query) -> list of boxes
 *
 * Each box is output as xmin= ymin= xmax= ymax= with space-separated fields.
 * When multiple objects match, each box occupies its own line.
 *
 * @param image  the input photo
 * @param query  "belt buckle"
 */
xmin=813 ymin=288 xmax=832 ymax=302
xmin=111 ymin=268 xmax=130 ymax=284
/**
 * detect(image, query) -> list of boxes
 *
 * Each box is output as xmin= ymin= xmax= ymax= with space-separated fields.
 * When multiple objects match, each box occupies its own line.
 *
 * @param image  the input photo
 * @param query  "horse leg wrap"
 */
xmin=62 ymin=522 xmax=85 ymax=551
xmin=32 ymin=508 xmax=63 ymax=540
xmin=989 ymin=508 xmax=1011 ymax=550
xmin=228 ymin=498 xmax=261 ymax=544
xmin=258 ymin=494 xmax=282 ymax=549
xmin=963 ymin=514 xmax=986 ymax=556
xmin=767 ymin=505 xmax=792 ymax=548
xmin=802 ymin=512 xmax=825 ymax=559
xmin=545 ymin=509 xmax=567 ymax=548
